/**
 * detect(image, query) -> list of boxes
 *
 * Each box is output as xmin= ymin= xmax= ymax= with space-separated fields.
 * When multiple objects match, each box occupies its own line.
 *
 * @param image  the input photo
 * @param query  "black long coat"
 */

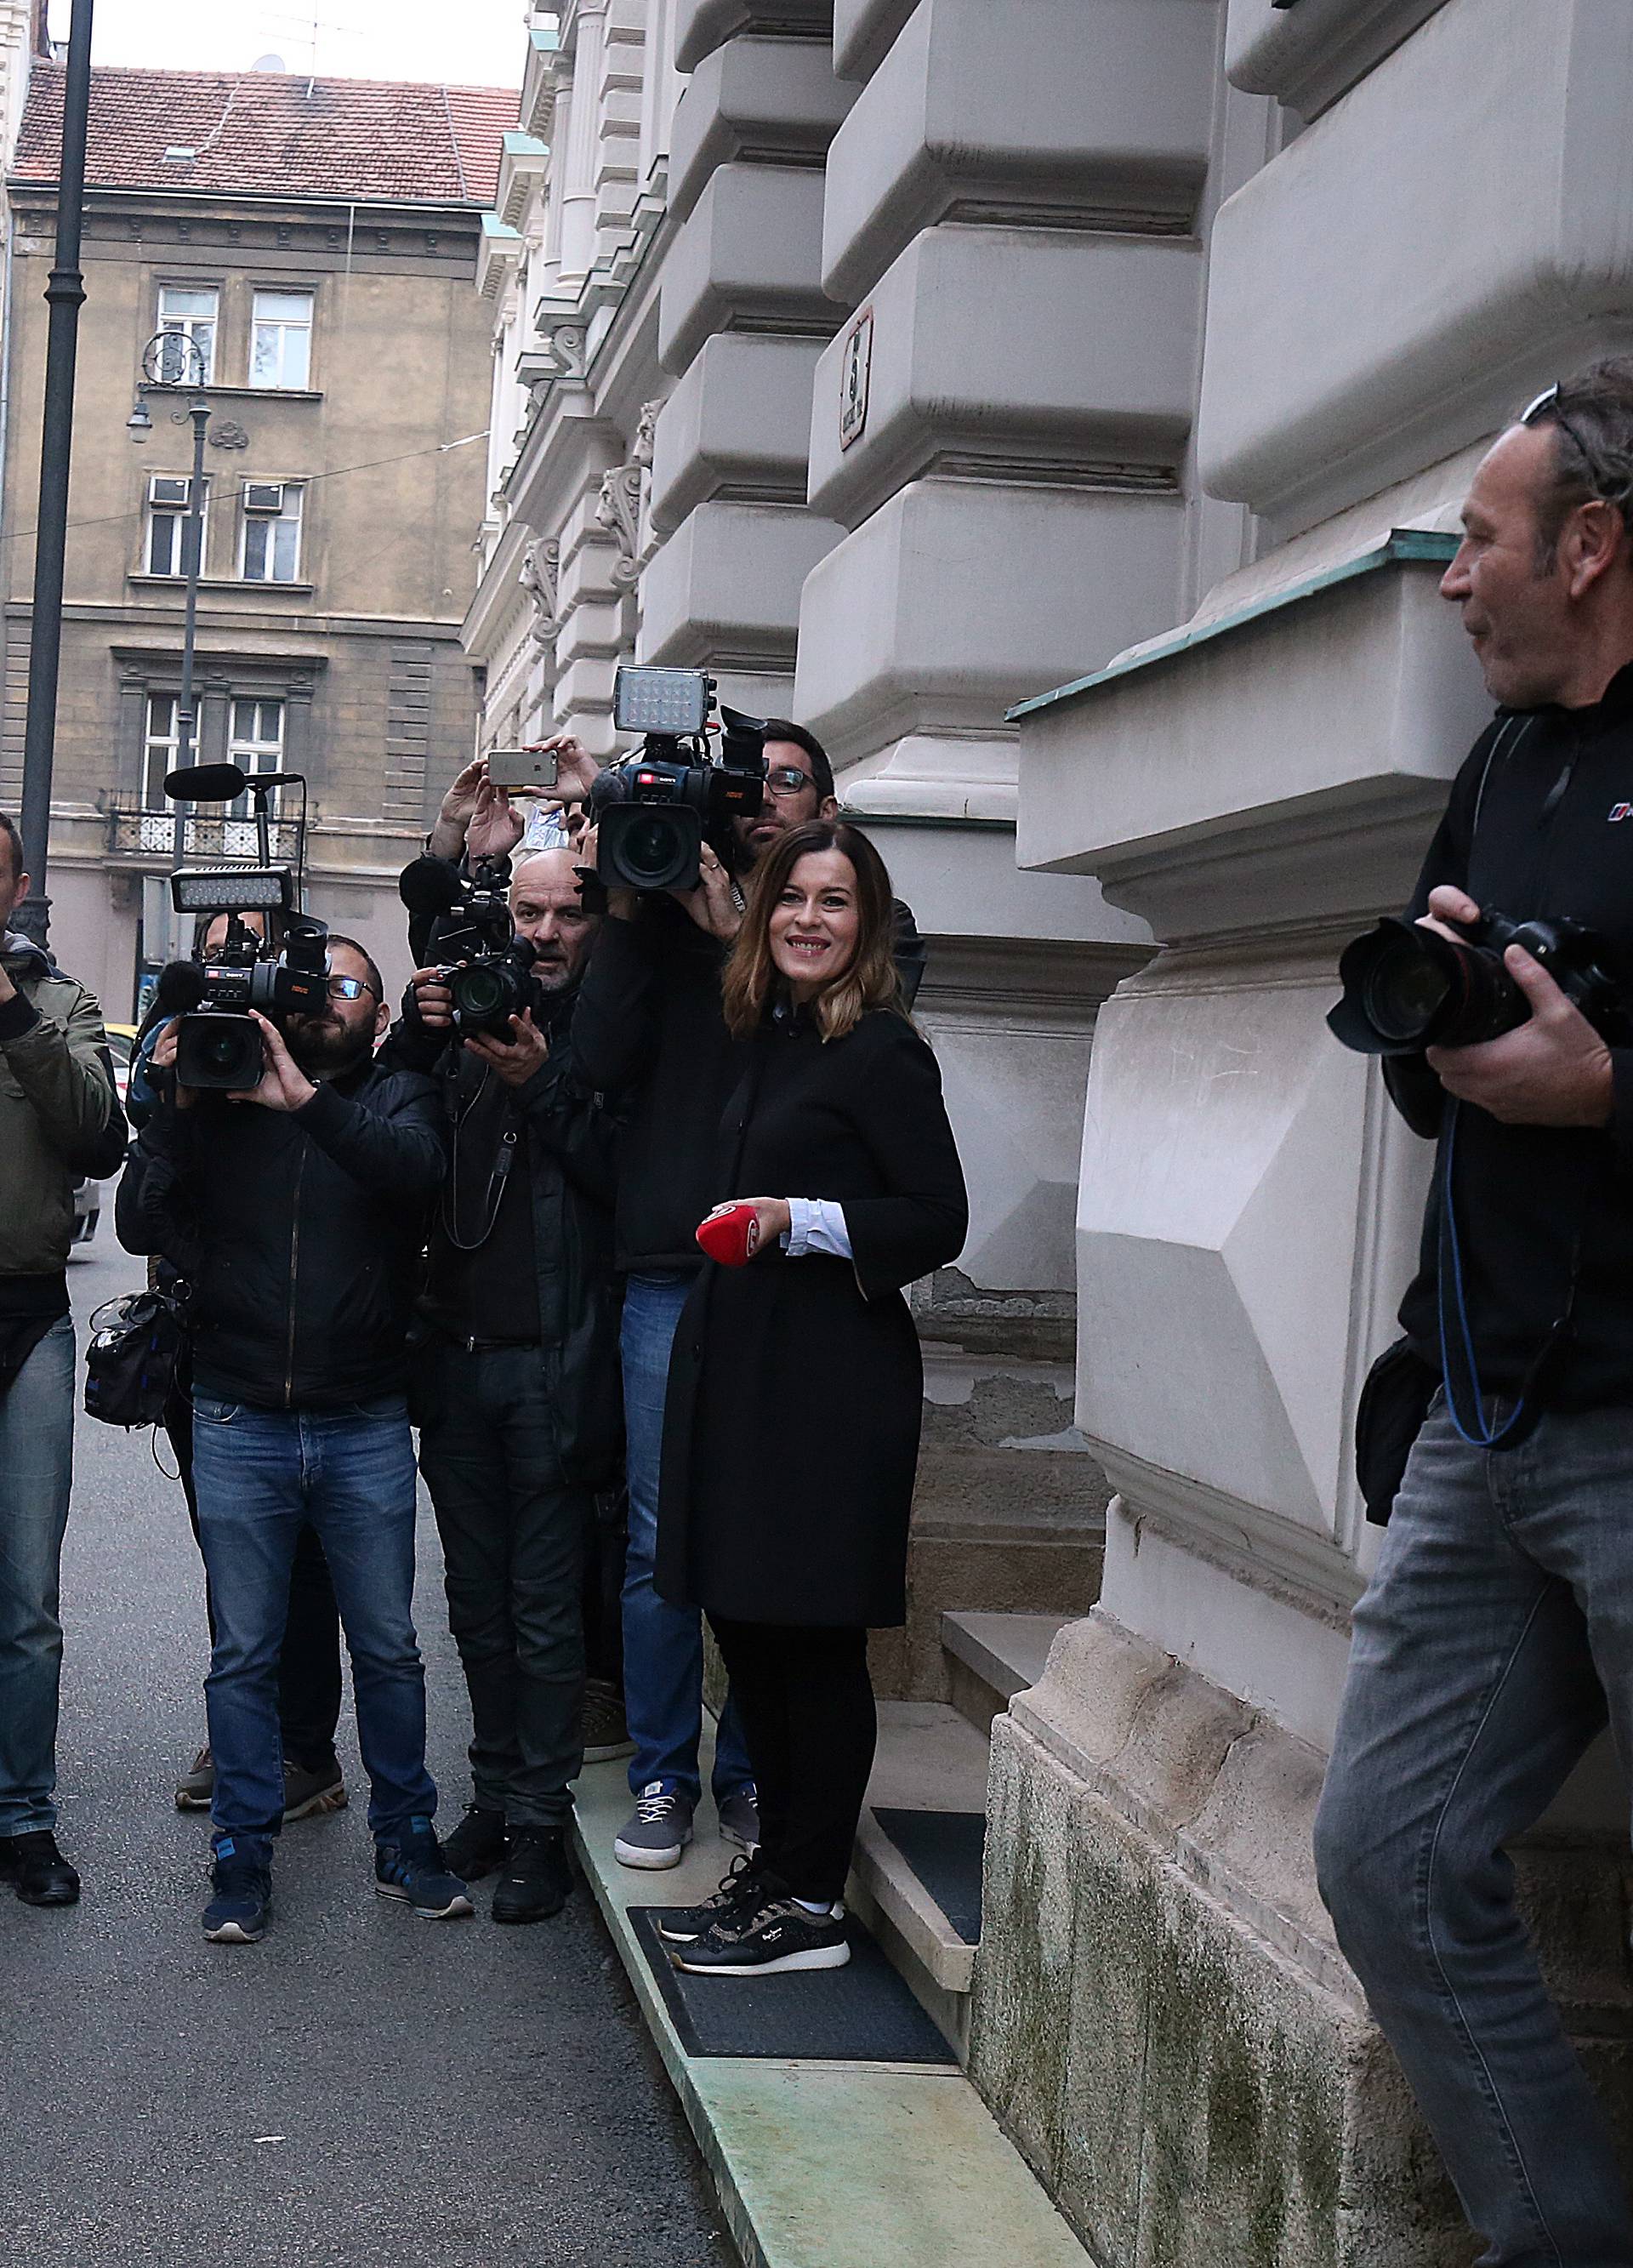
xmin=655 ymin=1002 xmax=968 ymax=1627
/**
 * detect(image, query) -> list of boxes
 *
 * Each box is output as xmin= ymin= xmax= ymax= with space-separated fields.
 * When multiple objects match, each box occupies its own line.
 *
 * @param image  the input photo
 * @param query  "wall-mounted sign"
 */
xmin=839 ymin=305 xmax=873 ymax=451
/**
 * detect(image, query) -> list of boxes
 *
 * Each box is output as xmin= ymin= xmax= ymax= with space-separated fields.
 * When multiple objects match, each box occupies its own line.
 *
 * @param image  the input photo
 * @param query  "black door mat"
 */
xmin=871 ymin=1808 xmax=987 ymax=1946
xmin=629 ymin=1907 xmax=956 ymax=2065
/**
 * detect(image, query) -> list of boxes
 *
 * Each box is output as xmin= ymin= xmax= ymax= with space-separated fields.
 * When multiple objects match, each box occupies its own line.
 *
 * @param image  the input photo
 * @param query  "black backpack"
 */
xmin=83 ymin=1288 xmax=185 ymax=1428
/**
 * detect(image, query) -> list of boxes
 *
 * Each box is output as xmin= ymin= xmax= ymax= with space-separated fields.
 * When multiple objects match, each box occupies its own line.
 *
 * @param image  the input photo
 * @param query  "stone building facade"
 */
xmin=3 ymin=65 xmax=516 ymax=1015
xmin=464 ymin=0 xmax=1633 ymax=2257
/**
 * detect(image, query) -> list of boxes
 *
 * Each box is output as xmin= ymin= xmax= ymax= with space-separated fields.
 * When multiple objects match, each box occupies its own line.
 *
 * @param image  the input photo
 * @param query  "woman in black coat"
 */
xmin=653 ymin=819 xmax=967 ymax=1976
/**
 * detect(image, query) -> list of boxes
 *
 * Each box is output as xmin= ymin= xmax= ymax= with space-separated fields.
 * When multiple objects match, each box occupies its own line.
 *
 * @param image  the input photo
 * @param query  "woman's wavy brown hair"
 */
xmin=722 ymin=819 xmax=904 ymax=1042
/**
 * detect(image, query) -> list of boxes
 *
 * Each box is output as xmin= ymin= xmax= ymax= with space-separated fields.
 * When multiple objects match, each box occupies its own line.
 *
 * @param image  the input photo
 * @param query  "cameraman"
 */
xmin=1315 ymin=360 xmax=1633 ymax=2263
xmin=570 ymin=717 xmax=925 ymax=1872
xmin=383 ymin=831 xmax=618 ymax=1924
xmin=0 ymin=810 xmax=126 ymax=1908
xmin=119 ymin=937 xmax=464 ymax=1945
xmin=128 ymin=907 xmax=344 ymax=1825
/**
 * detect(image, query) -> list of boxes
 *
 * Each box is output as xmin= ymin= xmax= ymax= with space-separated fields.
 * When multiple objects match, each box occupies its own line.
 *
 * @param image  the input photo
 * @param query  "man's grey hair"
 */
xmin=1523 ymin=358 xmax=1633 ymax=566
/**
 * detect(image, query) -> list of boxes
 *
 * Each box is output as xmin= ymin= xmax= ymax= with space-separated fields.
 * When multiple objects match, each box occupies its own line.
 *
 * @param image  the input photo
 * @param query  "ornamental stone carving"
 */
xmin=546 ymin=323 xmax=587 ymax=380
xmin=519 ymin=536 xmax=561 ymax=647
xmin=595 ymin=401 xmax=662 ymax=590
xmin=208 ymin=420 xmax=250 ymax=450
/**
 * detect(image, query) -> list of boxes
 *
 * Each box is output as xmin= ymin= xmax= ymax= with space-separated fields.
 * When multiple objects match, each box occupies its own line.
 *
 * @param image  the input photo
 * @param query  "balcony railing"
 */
xmin=105 ymin=795 xmax=304 ymax=864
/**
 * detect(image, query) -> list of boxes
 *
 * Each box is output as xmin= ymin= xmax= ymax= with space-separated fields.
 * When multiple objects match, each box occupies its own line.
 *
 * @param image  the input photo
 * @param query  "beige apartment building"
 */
xmin=2 ymin=63 xmax=515 ymax=1014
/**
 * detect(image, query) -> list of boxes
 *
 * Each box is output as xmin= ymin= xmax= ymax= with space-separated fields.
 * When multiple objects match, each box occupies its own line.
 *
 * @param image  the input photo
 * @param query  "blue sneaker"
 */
xmin=202 ymin=1838 xmax=271 ymax=1944
xmin=374 ymin=1816 xmax=474 ymax=1919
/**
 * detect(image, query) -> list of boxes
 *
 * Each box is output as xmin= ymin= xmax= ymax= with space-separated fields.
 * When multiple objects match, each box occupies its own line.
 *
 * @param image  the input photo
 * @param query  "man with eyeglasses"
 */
xmin=570 ymin=720 xmax=925 ymax=1872
xmin=1315 ymin=360 xmax=1633 ymax=2263
xmin=120 ymin=936 xmax=468 ymax=1944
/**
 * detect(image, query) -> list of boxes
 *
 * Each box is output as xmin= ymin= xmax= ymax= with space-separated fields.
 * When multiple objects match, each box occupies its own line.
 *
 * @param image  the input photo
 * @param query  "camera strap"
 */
xmin=1435 ymin=1099 xmax=1585 ymax=1450
xmin=441 ymin=1068 xmax=522 ymax=1252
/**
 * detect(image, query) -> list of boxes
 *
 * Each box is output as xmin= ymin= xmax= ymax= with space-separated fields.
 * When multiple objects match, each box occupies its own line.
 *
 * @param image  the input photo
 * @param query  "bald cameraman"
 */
xmin=387 ymin=805 xmax=618 ymax=1924
xmin=1316 ymin=361 xmax=1633 ymax=2264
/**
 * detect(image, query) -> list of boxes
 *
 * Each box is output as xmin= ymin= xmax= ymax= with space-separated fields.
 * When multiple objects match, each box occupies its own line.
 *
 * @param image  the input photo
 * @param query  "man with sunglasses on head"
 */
xmin=119 ymin=936 xmax=464 ymax=1946
xmin=569 ymin=719 xmax=925 ymax=1873
xmin=1315 ymin=360 xmax=1633 ymax=2265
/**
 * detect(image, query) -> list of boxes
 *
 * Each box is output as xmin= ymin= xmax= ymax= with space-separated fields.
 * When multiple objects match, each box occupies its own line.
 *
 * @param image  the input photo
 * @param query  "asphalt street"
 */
xmin=0 ymin=1228 xmax=728 ymax=2268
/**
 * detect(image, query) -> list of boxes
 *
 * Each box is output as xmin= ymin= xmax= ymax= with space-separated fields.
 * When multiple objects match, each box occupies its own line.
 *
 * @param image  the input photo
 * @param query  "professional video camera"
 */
xmin=1328 ymin=904 xmax=1633 ymax=1055
xmin=588 ymin=666 xmax=767 ymax=892
xmin=398 ymin=856 xmax=537 ymax=1039
xmin=156 ymin=761 xmax=328 ymax=1092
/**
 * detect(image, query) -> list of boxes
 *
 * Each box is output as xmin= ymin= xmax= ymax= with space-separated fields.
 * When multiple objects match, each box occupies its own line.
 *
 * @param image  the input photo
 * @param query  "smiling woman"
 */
xmin=651 ymin=820 xmax=969 ymax=1982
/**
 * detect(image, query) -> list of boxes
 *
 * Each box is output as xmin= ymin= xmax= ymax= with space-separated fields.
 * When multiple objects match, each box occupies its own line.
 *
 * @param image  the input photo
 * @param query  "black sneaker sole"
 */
xmin=491 ymin=1886 xmax=572 ymax=1924
xmin=12 ymin=1878 xmax=80 ymax=1907
xmin=203 ymin=1915 xmax=267 ymax=1944
xmin=373 ymin=1882 xmax=475 ymax=1919
xmin=669 ymin=1938 xmax=851 ymax=1976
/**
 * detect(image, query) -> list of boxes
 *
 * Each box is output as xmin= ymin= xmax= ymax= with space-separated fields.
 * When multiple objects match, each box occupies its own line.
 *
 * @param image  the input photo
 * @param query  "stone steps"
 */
xmin=941 ymin=1608 xmax=1074 ymax=1735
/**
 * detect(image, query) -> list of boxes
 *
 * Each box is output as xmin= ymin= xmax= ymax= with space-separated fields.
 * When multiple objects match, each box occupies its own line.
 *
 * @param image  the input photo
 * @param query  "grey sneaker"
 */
xmin=613 ymin=1781 xmax=694 ymax=1870
xmin=581 ymin=1677 xmax=634 ymax=1764
xmin=282 ymin=1758 xmax=347 ymax=1822
xmin=175 ymin=1744 xmax=213 ymax=1811
xmin=716 ymin=1783 xmax=760 ymax=1856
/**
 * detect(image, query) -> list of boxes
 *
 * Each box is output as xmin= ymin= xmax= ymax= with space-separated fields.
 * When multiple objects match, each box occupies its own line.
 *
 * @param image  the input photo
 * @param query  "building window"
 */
xmin=250 ymin=289 xmax=314 ymax=390
xmin=142 ymin=692 xmax=180 ymax=806
xmin=156 ymin=284 xmax=219 ymax=383
xmin=240 ymin=482 xmax=304 ymax=583
xmin=145 ymin=474 xmax=208 ymax=578
xmin=228 ymin=697 xmax=286 ymax=812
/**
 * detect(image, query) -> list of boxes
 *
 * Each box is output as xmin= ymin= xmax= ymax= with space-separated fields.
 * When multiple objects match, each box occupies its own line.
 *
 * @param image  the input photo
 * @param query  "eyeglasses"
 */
xmin=1521 ymin=381 xmax=1599 ymax=488
xmin=764 ymin=766 xmax=816 ymax=799
xmin=325 ymin=975 xmax=377 ymax=1002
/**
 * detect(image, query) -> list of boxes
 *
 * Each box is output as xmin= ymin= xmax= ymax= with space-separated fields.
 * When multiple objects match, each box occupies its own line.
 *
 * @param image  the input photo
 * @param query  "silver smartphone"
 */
xmin=486 ymin=746 xmax=560 ymax=791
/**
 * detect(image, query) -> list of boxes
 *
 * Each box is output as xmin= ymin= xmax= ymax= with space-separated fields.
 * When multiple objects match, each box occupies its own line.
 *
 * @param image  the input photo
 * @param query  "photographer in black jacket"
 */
xmin=1316 ymin=361 xmax=1633 ymax=2264
xmin=119 ymin=936 xmax=465 ymax=1946
xmin=384 ymin=833 xmax=619 ymax=1924
xmin=570 ymin=718 xmax=925 ymax=1872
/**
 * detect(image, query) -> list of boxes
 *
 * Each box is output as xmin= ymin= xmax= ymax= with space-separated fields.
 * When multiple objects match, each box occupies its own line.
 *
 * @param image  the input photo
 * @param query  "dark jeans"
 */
xmin=709 ymin=1617 xmax=875 ymax=1904
xmin=415 ymin=1340 xmax=588 ymax=1828
xmin=1316 ymin=1399 xmax=1633 ymax=2267
xmin=0 ymin=1315 xmax=76 ymax=1835
xmin=191 ymin=1393 xmax=435 ymax=1861
xmin=165 ymin=1386 xmax=342 ymax=1771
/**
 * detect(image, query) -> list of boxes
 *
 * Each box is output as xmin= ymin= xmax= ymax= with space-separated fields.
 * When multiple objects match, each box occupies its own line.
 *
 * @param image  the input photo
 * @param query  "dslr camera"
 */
xmin=399 ymin=857 xmax=537 ymax=1039
xmin=1329 ymin=904 xmax=1633 ymax=1055
xmin=589 ymin=666 xmax=767 ymax=892
xmin=164 ymin=866 xmax=329 ymax=1092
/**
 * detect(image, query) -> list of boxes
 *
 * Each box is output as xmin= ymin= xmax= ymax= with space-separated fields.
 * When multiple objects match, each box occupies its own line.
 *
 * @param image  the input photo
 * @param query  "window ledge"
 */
xmin=137 ymin=384 xmax=323 ymax=405
xmin=128 ymin=573 xmax=315 ymax=595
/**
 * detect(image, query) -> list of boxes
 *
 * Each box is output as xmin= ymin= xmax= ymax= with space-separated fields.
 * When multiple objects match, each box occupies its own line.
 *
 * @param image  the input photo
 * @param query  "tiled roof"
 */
xmin=13 ymin=65 xmax=518 ymax=204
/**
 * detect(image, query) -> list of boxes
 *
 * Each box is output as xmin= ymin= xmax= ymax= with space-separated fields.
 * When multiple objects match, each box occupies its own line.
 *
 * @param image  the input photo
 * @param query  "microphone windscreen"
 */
xmin=155 ymin=960 xmax=206 ymax=1015
xmin=399 ymin=857 xmax=463 ymax=920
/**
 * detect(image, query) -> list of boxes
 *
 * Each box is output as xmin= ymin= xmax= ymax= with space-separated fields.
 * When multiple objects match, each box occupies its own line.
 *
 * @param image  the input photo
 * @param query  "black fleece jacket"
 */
xmin=572 ymin=892 xmax=925 ymax=1274
xmin=117 ymin=1056 xmax=446 ymax=1408
xmin=1392 ymin=660 xmax=1633 ymax=1408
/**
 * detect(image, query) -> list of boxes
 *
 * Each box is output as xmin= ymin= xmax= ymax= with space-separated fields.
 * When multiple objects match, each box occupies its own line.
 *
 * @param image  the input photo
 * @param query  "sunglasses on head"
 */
xmin=1520 ymin=381 xmax=1598 ymax=484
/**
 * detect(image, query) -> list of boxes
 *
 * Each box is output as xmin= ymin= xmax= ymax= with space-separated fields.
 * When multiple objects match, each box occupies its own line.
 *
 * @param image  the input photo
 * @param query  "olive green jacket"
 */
xmin=0 ymin=929 xmax=127 ymax=1279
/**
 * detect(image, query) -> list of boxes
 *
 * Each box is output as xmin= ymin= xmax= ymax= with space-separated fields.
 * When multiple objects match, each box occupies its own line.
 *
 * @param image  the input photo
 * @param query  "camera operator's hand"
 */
xmin=539 ymin=733 xmax=600 ymax=806
xmin=229 ymin=1012 xmax=317 ymax=1114
xmin=410 ymin=968 xmax=454 ymax=1032
xmin=468 ymin=774 xmax=526 ymax=863
xmin=149 ymin=1017 xmax=197 ymax=1111
xmin=671 ymin=841 xmax=743 ymax=943
xmin=1427 ymin=949 xmax=1615 ymax=1127
xmin=430 ymin=757 xmax=488 ymax=862
xmin=464 ymin=1009 xmax=549 ymax=1088
xmin=1416 ymin=883 xmax=1482 ymax=945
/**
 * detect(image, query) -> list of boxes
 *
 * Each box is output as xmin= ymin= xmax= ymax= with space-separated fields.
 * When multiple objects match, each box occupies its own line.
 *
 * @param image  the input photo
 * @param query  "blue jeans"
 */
xmin=0 ymin=1315 xmax=76 ymax=1836
xmin=1316 ymin=1399 xmax=1633 ymax=2268
xmin=620 ymin=1272 xmax=751 ymax=1805
xmin=191 ymin=1393 xmax=436 ymax=1861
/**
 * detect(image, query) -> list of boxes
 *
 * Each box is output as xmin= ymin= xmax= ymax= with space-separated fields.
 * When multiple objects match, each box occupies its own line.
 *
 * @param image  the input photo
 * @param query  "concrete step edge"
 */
xmin=849 ymin=1806 xmax=976 ymax=1996
xmin=940 ymin=1610 xmax=1076 ymax=1729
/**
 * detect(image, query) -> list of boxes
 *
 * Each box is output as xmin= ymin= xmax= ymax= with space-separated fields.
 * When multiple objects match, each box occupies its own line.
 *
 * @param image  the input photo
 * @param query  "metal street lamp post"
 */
xmin=14 ymin=0 xmax=95 ymax=948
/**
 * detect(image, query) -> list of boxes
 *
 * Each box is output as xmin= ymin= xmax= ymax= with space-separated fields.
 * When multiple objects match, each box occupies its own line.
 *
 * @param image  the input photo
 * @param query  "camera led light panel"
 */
xmin=613 ymin=664 xmax=711 ymax=738
xmin=170 ymin=866 xmax=294 ymax=915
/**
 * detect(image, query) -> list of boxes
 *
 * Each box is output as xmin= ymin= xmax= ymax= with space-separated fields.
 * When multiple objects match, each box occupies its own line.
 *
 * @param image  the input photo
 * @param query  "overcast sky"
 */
xmin=48 ymin=0 xmax=529 ymax=88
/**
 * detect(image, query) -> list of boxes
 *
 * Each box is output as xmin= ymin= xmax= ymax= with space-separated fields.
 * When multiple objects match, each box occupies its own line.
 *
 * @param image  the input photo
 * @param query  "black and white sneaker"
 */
xmin=669 ymin=1891 xmax=851 ymax=1976
xmin=655 ymin=1854 xmax=774 ymax=1946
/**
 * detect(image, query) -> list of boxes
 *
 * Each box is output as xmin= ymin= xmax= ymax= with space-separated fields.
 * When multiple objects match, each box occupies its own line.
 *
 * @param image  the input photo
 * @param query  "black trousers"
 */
xmin=708 ymin=1617 xmax=875 ymax=1904
xmin=163 ymin=1386 xmax=344 ymax=1772
xmin=414 ymin=1340 xmax=589 ymax=1827
xmin=583 ymin=1485 xmax=627 ymax=1690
